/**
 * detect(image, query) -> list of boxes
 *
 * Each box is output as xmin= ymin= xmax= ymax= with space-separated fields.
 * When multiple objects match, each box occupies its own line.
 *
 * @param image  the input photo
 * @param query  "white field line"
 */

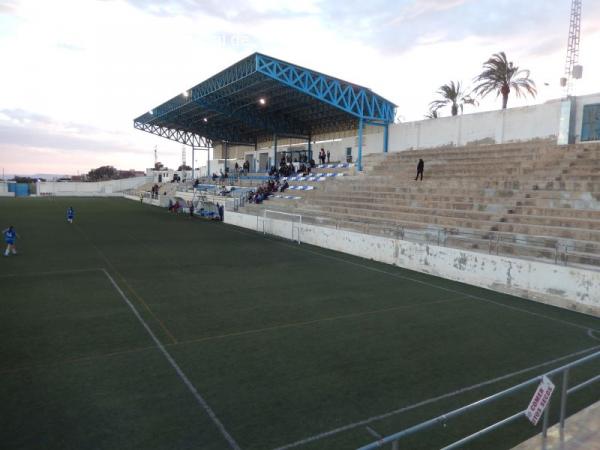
xmin=291 ymin=246 xmax=600 ymax=333
xmin=225 ymin=224 xmax=599 ymax=334
xmin=101 ymin=269 xmax=241 ymax=450
xmin=272 ymin=345 xmax=600 ymax=450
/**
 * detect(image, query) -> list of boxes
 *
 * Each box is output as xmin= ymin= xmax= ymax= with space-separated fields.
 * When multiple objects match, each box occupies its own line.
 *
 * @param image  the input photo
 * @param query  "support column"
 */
xmin=307 ymin=134 xmax=313 ymax=162
xmin=207 ymin=147 xmax=211 ymax=177
xmin=273 ymin=134 xmax=278 ymax=172
xmin=357 ymin=118 xmax=364 ymax=171
xmin=383 ymin=124 xmax=389 ymax=154
xmin=224 ymin=141 xmax=228 ymax=173
xmin=191 ymin=145 xmax=195 ymax=180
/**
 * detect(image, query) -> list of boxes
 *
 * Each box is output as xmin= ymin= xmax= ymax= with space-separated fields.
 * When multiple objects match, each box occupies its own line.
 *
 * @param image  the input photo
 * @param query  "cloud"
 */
xmin=0 ymin=109 xmax=144 ymax=155
xmin=123 ymin=0 xmax=312 ymax=22
xmin=0 ymin=1 xmax=17 ymax=14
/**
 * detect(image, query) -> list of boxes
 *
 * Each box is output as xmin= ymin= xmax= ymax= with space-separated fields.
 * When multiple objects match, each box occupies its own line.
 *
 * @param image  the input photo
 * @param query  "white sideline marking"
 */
xmin=588 ymin=329 xmax=600 ymax=342
xmin=295 ymin=246 xmax=599 ymax=334
xmin=101 ymin=269 xmax=241 ymax=450
xmin=272 ymin=345 xmax=600 ymax=450
xmin=225 ymin=224 xmax=599 ymax=334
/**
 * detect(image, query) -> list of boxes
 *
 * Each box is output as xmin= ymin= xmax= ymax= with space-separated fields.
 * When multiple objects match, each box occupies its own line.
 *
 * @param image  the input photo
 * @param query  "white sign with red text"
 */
xmin=525 ymin=376 xmax=555 ymax=425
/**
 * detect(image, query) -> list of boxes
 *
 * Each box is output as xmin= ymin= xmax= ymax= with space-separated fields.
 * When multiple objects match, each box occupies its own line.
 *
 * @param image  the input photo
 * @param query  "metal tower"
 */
xmin=181 ymin=146 xmax=187 ymax=167
xmin=564 ymin=0 xmax=582 ymax=95
xmin=154 ymin=145 xmax=158 ymax=166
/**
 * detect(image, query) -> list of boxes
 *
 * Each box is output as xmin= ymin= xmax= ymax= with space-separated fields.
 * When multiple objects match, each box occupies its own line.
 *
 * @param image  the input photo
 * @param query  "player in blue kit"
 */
xmin=3 ymin=225 xmax=19 ymax=256
xmin=67 ymin=206 xmax=75 ymax=224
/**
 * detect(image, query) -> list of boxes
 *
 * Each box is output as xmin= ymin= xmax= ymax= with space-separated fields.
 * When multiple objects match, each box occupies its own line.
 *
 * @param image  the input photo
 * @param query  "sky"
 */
xmin=1 ymin=0 xmax=600 ymax=175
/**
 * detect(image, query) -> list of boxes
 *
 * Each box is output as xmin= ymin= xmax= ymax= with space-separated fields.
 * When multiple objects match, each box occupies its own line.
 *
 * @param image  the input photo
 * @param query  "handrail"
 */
xmin=356 ymin=350 xmax=600 ymax=450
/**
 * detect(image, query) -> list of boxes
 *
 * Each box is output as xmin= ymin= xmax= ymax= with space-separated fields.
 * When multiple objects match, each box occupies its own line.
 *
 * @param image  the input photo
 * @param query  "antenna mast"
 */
xmin=563 ymin=0 xmax=583 ymax=95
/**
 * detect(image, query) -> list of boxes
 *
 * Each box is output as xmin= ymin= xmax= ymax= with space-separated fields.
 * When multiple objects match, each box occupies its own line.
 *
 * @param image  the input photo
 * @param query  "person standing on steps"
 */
xmin=415 ymin=158 xmax=424 ymax=181
xmin=326 ymin=150 xmax=331 ymax=163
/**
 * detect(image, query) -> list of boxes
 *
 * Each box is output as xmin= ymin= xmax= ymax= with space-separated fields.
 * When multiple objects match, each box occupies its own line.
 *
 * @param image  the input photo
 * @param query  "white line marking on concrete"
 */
xmin=101 ymin=269 xmax=241 ymax=450
xmin=271 ymin=345 xmax=600 ymax=450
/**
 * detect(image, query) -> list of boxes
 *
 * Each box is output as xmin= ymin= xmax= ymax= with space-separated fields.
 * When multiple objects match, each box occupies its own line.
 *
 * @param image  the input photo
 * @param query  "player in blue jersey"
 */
xmin=67 ymin=206 xmax=75 ymax=224
xmin=3 ymin=225 xmax=19 ymax=256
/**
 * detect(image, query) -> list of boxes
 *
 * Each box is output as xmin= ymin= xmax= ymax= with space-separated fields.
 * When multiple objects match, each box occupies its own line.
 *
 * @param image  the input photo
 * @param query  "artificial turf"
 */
xmin=0 ymin=197 xmax=598 ymax=450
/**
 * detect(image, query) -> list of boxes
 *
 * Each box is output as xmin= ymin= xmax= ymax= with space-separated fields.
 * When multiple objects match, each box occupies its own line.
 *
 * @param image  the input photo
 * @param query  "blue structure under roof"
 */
xmin=134 ymin=53 xmax=397 ymax=169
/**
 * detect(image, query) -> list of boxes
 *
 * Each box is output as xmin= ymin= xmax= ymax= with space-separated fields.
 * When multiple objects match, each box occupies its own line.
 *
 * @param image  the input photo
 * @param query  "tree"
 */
xmin=425 ymin=107 xmax=440 ymax=119
xmin=429 ymin=81 xmax=477 ymax=116
xmin=177 ymin=164 xmax=192 ymax=171
xmin=472 ymin=51 xmax=537 ymax=109
xmin=87 ymin=165 xmax=118 ymax=181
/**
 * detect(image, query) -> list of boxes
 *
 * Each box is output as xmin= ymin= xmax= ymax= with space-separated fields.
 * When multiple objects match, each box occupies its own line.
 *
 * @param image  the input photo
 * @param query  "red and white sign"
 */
xmin=525 ymin=376 xmax=555 ymax=425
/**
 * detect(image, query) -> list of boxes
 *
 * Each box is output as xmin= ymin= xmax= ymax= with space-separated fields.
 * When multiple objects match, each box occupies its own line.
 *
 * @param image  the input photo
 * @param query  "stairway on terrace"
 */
xmin=240 ymin=141 xmax=600 ymax=268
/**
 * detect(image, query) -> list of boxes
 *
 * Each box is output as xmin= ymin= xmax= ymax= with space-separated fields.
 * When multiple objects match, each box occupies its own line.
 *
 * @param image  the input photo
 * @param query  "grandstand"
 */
xmin=241 ymin=141 xmax=600 ymax=268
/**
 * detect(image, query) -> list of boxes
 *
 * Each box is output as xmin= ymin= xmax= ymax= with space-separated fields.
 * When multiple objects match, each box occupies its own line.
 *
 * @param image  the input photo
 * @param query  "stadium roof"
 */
xmin=134 ymin=52 xmax=397 ymax=148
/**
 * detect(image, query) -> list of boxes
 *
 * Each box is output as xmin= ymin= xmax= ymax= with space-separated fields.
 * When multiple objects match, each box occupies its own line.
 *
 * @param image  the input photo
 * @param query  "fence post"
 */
xmin=541 ymin=398 xmax=551 ymax=450
xmin=559 ymin=368 xmax=569 ymax=442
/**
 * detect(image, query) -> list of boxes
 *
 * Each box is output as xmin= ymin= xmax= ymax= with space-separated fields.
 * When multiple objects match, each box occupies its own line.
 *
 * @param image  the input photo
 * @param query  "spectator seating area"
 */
xmin=241 ymin=141 xmax=600 ymax=268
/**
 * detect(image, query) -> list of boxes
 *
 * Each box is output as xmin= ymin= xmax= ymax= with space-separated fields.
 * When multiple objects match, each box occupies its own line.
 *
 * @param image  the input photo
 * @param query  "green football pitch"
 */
xmin=0 ymin=197 xmax=598 ymax=450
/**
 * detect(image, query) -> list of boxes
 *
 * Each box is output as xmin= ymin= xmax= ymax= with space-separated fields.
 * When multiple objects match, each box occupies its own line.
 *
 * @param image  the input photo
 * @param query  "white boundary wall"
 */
xmin=0 ymin=182 xmax=15 ymax=197
xmin=245 ymin=93 xmax=600 ymax=164
xmin=225 ymin=211 xmax=600 ymax=317
xmin=37 ymin=176 xmax=152 ymax=196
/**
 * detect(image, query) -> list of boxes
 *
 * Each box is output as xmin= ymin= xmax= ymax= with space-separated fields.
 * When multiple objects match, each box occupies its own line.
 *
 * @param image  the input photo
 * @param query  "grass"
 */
xmin=0 ymin=197 xmax=598 ymax=450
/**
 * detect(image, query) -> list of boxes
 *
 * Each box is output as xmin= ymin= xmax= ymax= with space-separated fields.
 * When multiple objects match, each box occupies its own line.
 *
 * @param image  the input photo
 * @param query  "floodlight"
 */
xmin=258 ymin=98 xmax=266 ymax=105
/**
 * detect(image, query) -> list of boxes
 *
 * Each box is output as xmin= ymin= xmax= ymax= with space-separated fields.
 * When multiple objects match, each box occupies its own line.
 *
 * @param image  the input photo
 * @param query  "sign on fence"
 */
xmin=525 ymin=376 xmax=555 ymax=425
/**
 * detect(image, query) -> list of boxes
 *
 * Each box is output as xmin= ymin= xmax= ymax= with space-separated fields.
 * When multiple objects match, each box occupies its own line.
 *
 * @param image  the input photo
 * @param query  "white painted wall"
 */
xmin=0 ymin=182 xmax=15 ymax=197
xmin=37 ymin=176 xmax=152 ymax=196
xmin=225 ymin=211 xmax=600 ymax=317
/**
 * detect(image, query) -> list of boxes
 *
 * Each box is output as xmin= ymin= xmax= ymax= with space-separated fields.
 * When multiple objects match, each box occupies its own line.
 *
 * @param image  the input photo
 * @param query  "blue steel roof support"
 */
xmin=255 ymin=53 xmax=396 ymax=123
xmin=134 ymin=52 xmax=397 ymax=148
xmin=134 ymin=122 xmax=211 ymax=148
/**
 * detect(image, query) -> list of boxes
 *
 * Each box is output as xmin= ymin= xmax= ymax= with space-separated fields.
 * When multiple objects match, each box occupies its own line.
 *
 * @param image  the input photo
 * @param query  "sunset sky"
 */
xmin=1 ymin=0 xmax=600 ymax=175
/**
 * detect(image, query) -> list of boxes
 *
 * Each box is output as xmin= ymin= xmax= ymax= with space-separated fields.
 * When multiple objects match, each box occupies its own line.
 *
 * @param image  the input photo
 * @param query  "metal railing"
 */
xmin=357 ymin=350 xmax=600 ymax=450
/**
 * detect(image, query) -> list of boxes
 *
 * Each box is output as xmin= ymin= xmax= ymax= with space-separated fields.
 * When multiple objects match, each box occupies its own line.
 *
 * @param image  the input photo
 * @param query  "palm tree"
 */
xmin=425 ymin=107 xmax=440 ymax=119
xmin=473 ymin=51 xmax=537 ymax=109
xmin=429 ymin=81 xmax=477 ymax=116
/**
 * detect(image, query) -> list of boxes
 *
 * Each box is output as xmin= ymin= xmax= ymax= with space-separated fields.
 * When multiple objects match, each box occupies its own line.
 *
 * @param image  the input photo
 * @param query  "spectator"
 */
xmin=415 ymin=158 xmax=424 ymax=181
xmin=326 ymin=150 xmax=331 ymax=163
xmin=319 ymin=148 xmax=326 ymax=164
